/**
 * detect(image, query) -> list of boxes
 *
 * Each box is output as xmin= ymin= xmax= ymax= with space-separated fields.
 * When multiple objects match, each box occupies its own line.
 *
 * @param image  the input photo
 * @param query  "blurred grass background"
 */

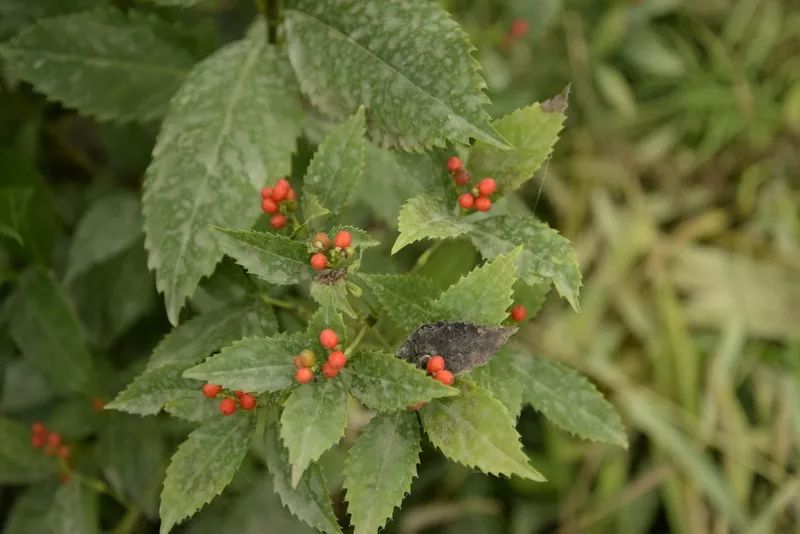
xmin=422 ymin=0 xmax=800 ymax=532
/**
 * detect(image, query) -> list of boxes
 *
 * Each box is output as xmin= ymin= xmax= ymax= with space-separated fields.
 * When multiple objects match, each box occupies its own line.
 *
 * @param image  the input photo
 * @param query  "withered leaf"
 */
xmin=396 ymin=321 xmax=518 ymax=374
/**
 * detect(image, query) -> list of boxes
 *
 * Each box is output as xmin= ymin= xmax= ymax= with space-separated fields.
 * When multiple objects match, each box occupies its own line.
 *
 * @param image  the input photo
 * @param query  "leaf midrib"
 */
xmin=3 ymin=47 xmax=188 ymax=78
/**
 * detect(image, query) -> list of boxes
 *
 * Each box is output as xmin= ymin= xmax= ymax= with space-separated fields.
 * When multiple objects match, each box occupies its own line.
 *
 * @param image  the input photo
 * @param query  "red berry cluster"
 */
xmin=509 ymin=303 xmax=527 ymax=322
xmin=446 ymin=157 xmax=497 ymax=213
xmin=202 ymin=384 xmax=257 ymax=416
xmin=308 ymin=230 xmax=353 ymax=271
xmin=425 ymin=355 xmax=455 ymax=386
xmin=294 ymin=328 xmax=347 ymax=383
xmin=30 ymin=422 xmax=71 ymax=459
xmin=260 ymin=178 xmax=297 ymax=230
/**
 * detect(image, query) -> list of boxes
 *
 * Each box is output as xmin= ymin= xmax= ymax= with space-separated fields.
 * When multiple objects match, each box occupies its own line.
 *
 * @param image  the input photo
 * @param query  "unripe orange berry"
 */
xmin=426 ymin=355 xmax=446 ymax=374
xmin=297 ymin=349 xmax=316 ymax=367
xmin=312 ymin=232 xmax=331 ymax=250
xmin=458 ymin=193 xmax=475 ymax=209
xmin=446 ymin=156 xmax=463 ymax=173
xmin=434 ymin=370 xmax=455 ymax=386
xmin=262 ymin=198 xmax=278 ymax=214
xmin=453 ymin=169 xmax=471 ymax=186
xmin=270 ymin=213 xmax=287 ymax=229
xmin=322 ymin=362 xmax=339 ymax=379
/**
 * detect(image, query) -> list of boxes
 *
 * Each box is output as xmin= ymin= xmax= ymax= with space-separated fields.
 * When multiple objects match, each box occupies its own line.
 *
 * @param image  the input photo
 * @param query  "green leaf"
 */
xmin=0 ymin=417 xmax=58 ymax=483
xmin=9 ymin=268 xmax=94 ymax=395
xmin=420 ymin=381 xmax=543 ymax=481
xmin=392 ymin=194 xmax=472 ymax=254
xmin=65 ymin=191 xmax=141 ymax=282
xmin=434 ymin=247 xmax=521 ymax=325
xmin=0 ymin=186 xmax=32 ymax=244
xmin=143 ymin=29 xmax=302 ymax=325
xmin=343 ymin=411 xmax=421 ymax=534
xmin=106 ymin=364 xmax=198 ymax=416
xmin=184 ymin=334 xmax=309 ymax=393
xmin=521 ymin=356 xmax=628 ymax=447
xmin=470 ymin=346 xmax=528 ymax=419
xmin=280 ymin=378 xmax=348 ymax=487
xmin=4 ymin=483 xmax=57 ymax=534
xmin=470 ymin=216 xmax=582 ymax=311
xmin=358 ymin=273 xmax=441 ymax=332
xmin=469 ymin=92 xmax=567 ymax=192
xmin=147 ymin=302 xmax=276 ymax=370
xmin=48 ymin=478 xmax=99 ymax=534
xmin=343 ymin=350 xmax=457 ymax=411
xmin=163 ymin=393 xmax=219 ymax=423
xmin=306 ymin=302 xmax=346 ymax=347
xmin=160 ymin=413 xmax=256 ymax=534
xmin=0 ymin=0 xmax=99 ymax=41
xmin=0 ymin=7 xmax=193 ymax=122
xmin=310 ymin=280 xmax=357 ymax=319
xmin=214 ymin=227 xmax=312 ymax=286
xmin=302 ymin=108 xmax=366 ymax=215
xmin=264 ymin=407 xmax=342 ymax=534
xmin=284 ymin=0 xmax=506 ymax=150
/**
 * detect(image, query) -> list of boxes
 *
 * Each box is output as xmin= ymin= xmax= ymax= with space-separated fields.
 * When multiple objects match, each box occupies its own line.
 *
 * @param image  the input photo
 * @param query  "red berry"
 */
xmin=271 ymin=179 xmax=290 ymax=202
xmin=202 ymin=383 xmax=222 ymax=398
xmin=310 ymin=253 xmax=328 ymax=271
xmin=477 ymin=177 xmax=497 ymax=196
xmin=270 ymin=213 xmax=287 ymax=229
xmin=32 ymin=422 xmax=46 ymax=435
xmin=434 ymin=370 xmax=455 ymax=386
xmin=57 ymin=445 xmax=71 ymax=459
xmin=260 ymin=186 xmax=273 ymax=199
xmin=31 ymin=434 xmax=46 ymax=448
xmin=322 ymin=362 xmax=339 ymax=379
xmin=453 ymin=169 xmax=471 ymax=186
xmin=219 ymin=398 xmax=237 ymax=416
xmin=262 ymin=198 xmax=278 ymax=214
xmin=47 ymin=433 xmax=61 ymax=447
xmin=295 ymin=367 xmax=314 ymax=384
xmin=297 ymin=349 xmax=316 ymax=368
xmin=446 ymin=156 xmax=463 ymax=173
xmin=239 ymin=394 xmax=257 ymax=411
xmin=458 ymin=193 xmax=475 ymax=209
xmin=510 ymin=19 xmax=529 ymax=39
xmin=319 ymin=328 xmax=339 ymax=350
xmin=91 ymin=398 xmax=105 ymax=411
xmin=327 ymin=351 xmax=347 ymax=369
xmin=234 ymin=390 xmax=245 ymax=398
xmin=334 ymin=230 xmax=352 ymax=249
xmin=474 ymin=196 xmax=492 ymax=212
xmin=286 ymin=188 xmax=297 ymax=202
xmin=426 ymin=355 xmax=446 ymax=374
xmin=312 ymin=232 xmax=331 ymax=250
xmin=510 ymin=304 xmax=526 ymax=322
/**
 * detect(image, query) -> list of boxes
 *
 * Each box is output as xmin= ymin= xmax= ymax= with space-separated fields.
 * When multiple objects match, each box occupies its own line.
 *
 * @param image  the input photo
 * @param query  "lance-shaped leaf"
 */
xmin=420 ymin=382 xmax=543 ymax=481
xmin=147 ymin=302 xmax=276 ymax=370
xmin=0 ymin=0 xmax=98 ymax=41
xmin=302 ymin=108 xmax=365 ymax=215
xmin=392 ymin=194 xmax=472 ymax=254
xmin=48 ymin=478 xmax=99 ymax=534
xmin=0 ymin=7 xmax=193 ymax=122
xmin=163 ymin=393 xmax=219 ymax=422
xmin=343 ymin=350 xmax=457 ymax=411
xmin=0 ymin=417 xmax=58 ymax=483
xmin=9 ymin=269 xmax=94 ymax=395
xmin=470 ymin=346 xmax=529 ymax=419
xmin=183 ymin=334 xmax=309 ymax=393
xmin=264 ymin=407 xmax=342 ymax=534
xmin=469 ymin=91 xmax=568 ymax=192
xmin=284 ymin=0 xmax=506 ymax=150
xmin=65 ymin=191 xmax=141 ymax=282
xmin=160 ymin=413 xmax=256 ymax=534
xmin=396 ymin=321 xmax=517 ymax=375
xmin=281 ymin=378 xmax=348 ymax=487
xmin=470 ymin=216 xmax=582 ymax=311
xmin=343 ymin=411 xmax=421 ymax=534
xmin=358 ymin=273 xmax=441 ymax=332
xmin=0 ymin=186 xmax=32 ymax=244
xmin=521 ymin=356 xmax=627 ymax=447
xmin=106 ymin=364 xmax=199 ymax=416
xmin=434 ymin=247 xmax=521 ymax=325
xmin=143 ymin=28 xmax=302 ymax=325
xmin=4 ymin=483 xmax=57 ymax=534
xmin=214 ymin=227 xmax=313 ymax=286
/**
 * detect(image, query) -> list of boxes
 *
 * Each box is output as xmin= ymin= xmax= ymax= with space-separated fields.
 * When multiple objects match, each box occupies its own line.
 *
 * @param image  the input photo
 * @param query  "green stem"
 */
xmin=265 ymin=0 xmax=279 ymax=43
xmin=110 ymin=506 xmax=141 ymax=534
xmin=345 ymin=324 xmax=369 ymax=356
xmin=411 ymin=241 xmax=444 ymax=273
xmin=260 ymin=294 xmax=297 ymax=310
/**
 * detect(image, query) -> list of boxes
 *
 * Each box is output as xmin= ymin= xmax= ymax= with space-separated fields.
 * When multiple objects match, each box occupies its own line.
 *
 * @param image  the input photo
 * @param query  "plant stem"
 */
xmin=411 ymin=241 xmax=444 ymax=272
xmin=266 ymin=0 xmax=279 ymax=43
xmin=345 ymin=324 xmax=369 ymax=356
xmin=260 ymin=294 xmax=297 ymax=310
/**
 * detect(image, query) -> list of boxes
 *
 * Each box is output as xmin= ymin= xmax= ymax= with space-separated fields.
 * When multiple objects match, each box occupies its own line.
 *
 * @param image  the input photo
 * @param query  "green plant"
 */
xmin=0 ymin=1 xmax=630 ymax=533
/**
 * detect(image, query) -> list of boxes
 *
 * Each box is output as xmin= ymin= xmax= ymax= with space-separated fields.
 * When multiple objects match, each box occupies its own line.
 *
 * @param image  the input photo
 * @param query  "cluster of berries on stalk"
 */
xmin=447 ymin=156 xmax=498 ymax=213
xmin=260 ymin=178 xmax=297 ymax=230
xmin=509 ymin=303 xmax=527 ymax=322
xmin=202 ymin=384 xmax=257 ymax=416
xmin=294 ymin=328 xmax=347 ymax=383
xmin=30 ymin=421 xmax=71 ymax=460
xmin=308 ymin=230 xmax=354 ymax=271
